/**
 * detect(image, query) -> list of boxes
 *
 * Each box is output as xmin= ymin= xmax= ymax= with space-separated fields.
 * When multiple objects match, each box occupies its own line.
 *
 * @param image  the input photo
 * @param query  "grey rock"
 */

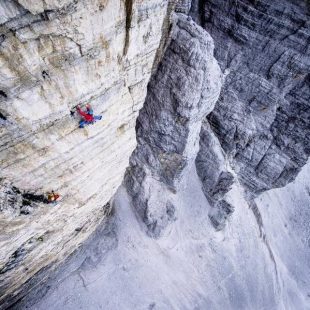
xmin=193 ymin=0 xmax=310 ymax=196
xmin=195 ymin=121 xmax=235 ymax=229
xmin=209 ymin=199 xmax=234 ymax=230
xmin=175 ymin=0 xmax=192 ymax=14
xmin=0 ymin=180 xmax=24 ymax=216
xmin=0 ymin=236 xmax=39 ymax=275
xmin=0 ymin=179 xmax=49 ymax=217
xmin=211 ymin=171 xmax=234 ymax=200
xmin=144 ymin=200 xmax=177 ymax=237
xmin=125 ymin=13 xmax=222 ymax=237
xmin=0 ymin=1 xmax=26 ymax=25
xmin=196 ymin=121 xmax=234 ymax=203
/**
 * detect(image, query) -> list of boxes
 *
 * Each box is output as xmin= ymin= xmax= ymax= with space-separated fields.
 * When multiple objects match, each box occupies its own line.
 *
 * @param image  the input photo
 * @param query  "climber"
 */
xmin=86 ymin=103 xmax=93 ymax=115
xmin=47 ymin=190 xmax=60 ymax=203
xmin=76 ymin=104 xmax=102 ymax=128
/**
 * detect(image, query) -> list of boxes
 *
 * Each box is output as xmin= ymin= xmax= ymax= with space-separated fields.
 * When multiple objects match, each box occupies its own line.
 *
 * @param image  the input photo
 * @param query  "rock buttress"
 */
xmin=125 ymin=13 xmax=222 ymax=237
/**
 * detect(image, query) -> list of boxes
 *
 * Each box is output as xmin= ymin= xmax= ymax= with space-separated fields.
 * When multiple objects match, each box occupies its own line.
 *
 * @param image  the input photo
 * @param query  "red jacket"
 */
xmin=77 ymin=107 xmax=94 ymax=122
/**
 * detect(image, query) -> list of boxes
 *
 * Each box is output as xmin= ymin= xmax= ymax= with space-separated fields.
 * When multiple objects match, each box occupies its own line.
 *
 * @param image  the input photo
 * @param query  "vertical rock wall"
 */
xmin=198 ymin=0 xmax=310 ymax=195
xmin=0 ymin=0 xmax=173 ymax=305
xmin=190 ymin=0 xmax=310 ymax=228
xmin=125 ymin=0 xmax=310 ymax=232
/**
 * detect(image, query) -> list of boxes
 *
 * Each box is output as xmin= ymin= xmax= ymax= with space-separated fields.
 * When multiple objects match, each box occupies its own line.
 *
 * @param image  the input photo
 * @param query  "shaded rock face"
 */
xmin=0 ymin=0 xmax=173 ymax=306
xmin=126 ymin=0 xmax=310 ymax=233
xmin=187 ymin=0 xmax=310 ymax=229
xmin=208 ymin=199 xmax=234 ymax=230
xmin=197 ymin=0 xmax=310 ymax=195
xmin=0 ymin=179 xmax=52 ymax=217
xmin=1 ymin=0 xmax=309 ymax=306
xmin=195 ymin=122 xmax=234 ymax=202
xmin=195 ymin=122 xmax=235 ymax=229
xmin=125 ymin=13 xmax=222 ymax=237
xmin=1 ymin=1 xmax=74 ymax=16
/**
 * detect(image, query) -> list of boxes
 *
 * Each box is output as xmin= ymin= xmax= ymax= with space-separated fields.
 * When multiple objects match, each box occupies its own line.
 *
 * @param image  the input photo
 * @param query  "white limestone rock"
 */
xmin=0 ymin=0 xmax=174 ymax=305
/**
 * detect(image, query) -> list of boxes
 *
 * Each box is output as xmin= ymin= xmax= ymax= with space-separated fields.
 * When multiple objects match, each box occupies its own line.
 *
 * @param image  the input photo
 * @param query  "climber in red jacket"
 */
xmin=76 ymin=104 xmax=102 ymax=128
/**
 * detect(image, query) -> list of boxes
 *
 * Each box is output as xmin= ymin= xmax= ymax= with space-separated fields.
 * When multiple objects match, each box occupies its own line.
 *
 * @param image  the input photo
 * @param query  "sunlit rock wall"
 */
xmin=0 ymin=0 xmax=173 ymax=304
xmin=191 ymin=0 xmax=310 ymax=229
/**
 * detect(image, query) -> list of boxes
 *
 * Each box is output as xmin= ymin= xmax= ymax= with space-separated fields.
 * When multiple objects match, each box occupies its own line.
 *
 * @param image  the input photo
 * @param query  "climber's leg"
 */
xmin=94 ymin=115 xmax=102 ymax=121
xmin=79 ymin=120 xmax=87 ymax=128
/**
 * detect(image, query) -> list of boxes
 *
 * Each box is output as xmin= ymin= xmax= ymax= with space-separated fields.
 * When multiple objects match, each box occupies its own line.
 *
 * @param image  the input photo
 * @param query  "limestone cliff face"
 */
xmin=125 ymin=0 xmax=310 ymax=233
xmin=125 ymin=12 xmax=222 ymax=237
xmin=192 ymin=0 xmax=310 ymax=228
xmin=0 ymin=0 xmax=173 ymax=305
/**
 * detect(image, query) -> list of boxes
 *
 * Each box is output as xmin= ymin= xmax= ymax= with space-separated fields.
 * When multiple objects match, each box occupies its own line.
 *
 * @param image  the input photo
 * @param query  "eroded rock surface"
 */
xmin=189 ymin=0 xmax=310 ymax=229
xmin=1 ymin=0 xmax=309 ymax=307
xmin=0 ymin=0 xmax=173 ymax=306
xmin=125 ymin=0 xmax=310 ymax=233
xmin=195 ymin=122 xmax=235 ymax=229
xmin=200 ymin=0 xmax=310 ymax=195
xmin=125 ymin=13 xmax=222 ymax=237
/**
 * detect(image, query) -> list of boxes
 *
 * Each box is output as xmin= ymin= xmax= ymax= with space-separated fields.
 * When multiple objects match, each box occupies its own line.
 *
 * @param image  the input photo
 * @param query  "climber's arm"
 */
xmin=76 ymin=107 xmax=88 ymax=119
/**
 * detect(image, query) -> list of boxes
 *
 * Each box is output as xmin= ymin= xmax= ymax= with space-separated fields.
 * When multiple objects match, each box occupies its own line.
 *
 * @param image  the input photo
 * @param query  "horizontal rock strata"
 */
xmin=0 ymin=0 xmax=173 ymax=306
